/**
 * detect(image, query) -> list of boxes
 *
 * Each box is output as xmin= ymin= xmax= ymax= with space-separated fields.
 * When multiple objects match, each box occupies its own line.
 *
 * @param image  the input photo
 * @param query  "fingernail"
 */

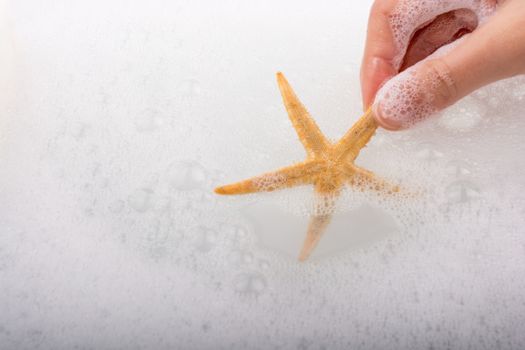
xmin=372 ymin=102 xmax=402 ymax=131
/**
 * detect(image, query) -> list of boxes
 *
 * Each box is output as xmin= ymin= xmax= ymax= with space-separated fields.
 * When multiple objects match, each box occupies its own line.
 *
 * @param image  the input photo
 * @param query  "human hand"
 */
xmin=360 ymin=0 xmax=525 ymax=130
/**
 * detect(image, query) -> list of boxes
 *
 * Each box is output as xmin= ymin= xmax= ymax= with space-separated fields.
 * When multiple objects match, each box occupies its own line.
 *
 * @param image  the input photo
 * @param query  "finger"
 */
xmin=360 ymin=0 xmax=399 ymax=109
xmin=373 ymin=1 xmax=525 ymax=130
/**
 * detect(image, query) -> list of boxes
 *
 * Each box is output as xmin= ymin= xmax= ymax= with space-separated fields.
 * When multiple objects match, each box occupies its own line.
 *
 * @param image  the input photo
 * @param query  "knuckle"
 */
xmin=422 ymin=59 xmax=458 ymax=108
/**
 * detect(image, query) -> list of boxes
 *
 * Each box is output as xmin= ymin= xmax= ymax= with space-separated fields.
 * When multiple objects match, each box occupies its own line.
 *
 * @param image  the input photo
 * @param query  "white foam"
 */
xmin=2 ymin=0 xmax=525 ymax=349
xmin=389 ymin=0 xmax=497 ymax=70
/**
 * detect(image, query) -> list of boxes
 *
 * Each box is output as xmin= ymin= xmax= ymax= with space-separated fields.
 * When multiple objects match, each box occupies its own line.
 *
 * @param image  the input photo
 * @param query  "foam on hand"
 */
xmin=389 ymin=0 xmax=497 ymax=70
xmin=374 ymin=0 xmax=498 ymax=129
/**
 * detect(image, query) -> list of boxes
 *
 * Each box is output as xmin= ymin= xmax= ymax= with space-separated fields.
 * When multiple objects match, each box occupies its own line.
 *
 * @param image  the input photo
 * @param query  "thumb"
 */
xmin=372 ymin=9 xmax=524 ymax=130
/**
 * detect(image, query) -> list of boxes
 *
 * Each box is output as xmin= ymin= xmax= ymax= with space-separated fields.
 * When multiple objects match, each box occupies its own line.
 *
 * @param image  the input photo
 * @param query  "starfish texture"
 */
xmin=215 ymin=73 xmax=399 ymax=261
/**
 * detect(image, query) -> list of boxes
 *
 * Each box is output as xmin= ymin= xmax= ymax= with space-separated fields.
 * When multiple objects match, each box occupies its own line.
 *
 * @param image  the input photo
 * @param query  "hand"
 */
xmin=360 ymin=0 xmax=525 ymax=130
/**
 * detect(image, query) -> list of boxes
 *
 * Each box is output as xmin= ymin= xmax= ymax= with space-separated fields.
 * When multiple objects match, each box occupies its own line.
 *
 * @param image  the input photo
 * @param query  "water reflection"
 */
xmin=243 ymin=202 xmax=398 ymax=260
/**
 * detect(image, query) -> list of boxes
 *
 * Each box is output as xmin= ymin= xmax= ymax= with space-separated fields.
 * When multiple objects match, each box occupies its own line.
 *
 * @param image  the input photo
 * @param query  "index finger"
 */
xmin=360 ymin=0 xmax=399 ymax=109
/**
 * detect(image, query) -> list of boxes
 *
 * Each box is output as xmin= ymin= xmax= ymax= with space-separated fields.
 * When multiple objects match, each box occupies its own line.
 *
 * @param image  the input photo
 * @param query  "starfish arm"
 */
xmin=214 ymin=160 xmax=321 ymax=195
xmin=298 ymin=213 xmax=333 ymax=261
xmin=276 ymin=72 xmax=329 ymax=158
xmin=298 ymin=187 xmax=340 ymax=261
xmin=334 ymin=108 xmax=378 ymax=162
xmin=349 ymin=166 xmax=401 ymax=194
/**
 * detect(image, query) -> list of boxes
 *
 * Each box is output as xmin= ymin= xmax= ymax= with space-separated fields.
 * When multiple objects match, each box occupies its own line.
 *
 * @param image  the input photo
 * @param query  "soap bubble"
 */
xmin=233 ymin=272 xmax=267 ymax=296
xmin=221 ymin=223 xmax=252 ymax=247
xmin=144 ymin=218 xmax=182 ymax=260
xmin=472 ymin=88 xmax=489 ymax=102
xmin=229 ymin=250 xmax=254 ymax=266
xmin=258 ymin=259 xmax=270 ymax=270
xmin=512 ymin=84 xmax=525 ymax=101
xmin=415 ymin=142 xmax=444 ymax=163
xmin=127 ymin=188 xmax=154 ymax=212
xmin=445 ymin=180 xmax=481 ymax=204
xmin=445 ymin=160 xmax=473 ymax=179
xmin=168 ymin=160 xmax=208 ymax=191
xmin=152 ymin=195 xmax=172 ymax=213
xmin=439 ymin=97 xmax=486 ymax=132
xmin=178 ymin=79 xmax=202 ymax=102
xmin=70 ymin=122 xmax=90 ymax=140
xmin=108 ymin=200 xmax=125 ymax=213
xmin=487 ymin=96 xmax=501 ymax=110
xmin=191 ymin=226 xmax=218 ymax=253
xmin=231 ymin=225 xmax=250 ymax=245
xmin=134 ymin=109 xmax=166 ymax=132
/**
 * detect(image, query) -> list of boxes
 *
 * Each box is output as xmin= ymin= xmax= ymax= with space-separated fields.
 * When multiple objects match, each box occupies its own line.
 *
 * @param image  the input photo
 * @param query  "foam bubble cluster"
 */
xmin=253 ymin=172 xmax=287 ymax=192
xmin=389 ymin=0 xmax=497 ymax=70
xmin=376 ymin=65 xmax=441 ymax=128
xmin=374 ymin=0 xmax=498 ymax=128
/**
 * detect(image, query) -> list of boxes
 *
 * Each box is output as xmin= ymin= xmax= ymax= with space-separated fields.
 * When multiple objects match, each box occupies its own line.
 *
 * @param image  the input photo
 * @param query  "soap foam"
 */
xmin=389 ymin=0 xmax=497 ymax=70
xmin=3 ymin=0 xmax=525 ymax=349
xmin=373 ymin=0 xmax=498 ymax=128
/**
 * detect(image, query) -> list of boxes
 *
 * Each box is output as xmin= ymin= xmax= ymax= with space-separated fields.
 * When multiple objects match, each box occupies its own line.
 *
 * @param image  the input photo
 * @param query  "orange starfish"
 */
xmin=215 ymin=72 xmax=399 ymax=261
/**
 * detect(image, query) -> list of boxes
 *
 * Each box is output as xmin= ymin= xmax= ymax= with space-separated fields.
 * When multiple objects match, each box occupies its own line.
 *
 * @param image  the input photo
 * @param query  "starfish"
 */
xmin=215 ymin=72 xmax=399 ymax=261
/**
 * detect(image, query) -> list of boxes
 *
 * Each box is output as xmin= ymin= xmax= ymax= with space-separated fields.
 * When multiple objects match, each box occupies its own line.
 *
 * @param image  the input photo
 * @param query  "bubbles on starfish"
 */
xmin=253 ymin=172 xmax=287 ymax=192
